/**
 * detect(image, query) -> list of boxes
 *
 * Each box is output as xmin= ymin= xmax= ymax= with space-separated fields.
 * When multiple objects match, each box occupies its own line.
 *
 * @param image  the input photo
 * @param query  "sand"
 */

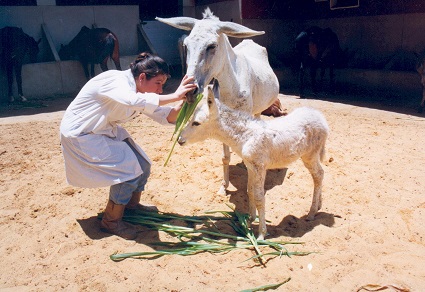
xmin=0 ymin=89 xmax=424 ymax=291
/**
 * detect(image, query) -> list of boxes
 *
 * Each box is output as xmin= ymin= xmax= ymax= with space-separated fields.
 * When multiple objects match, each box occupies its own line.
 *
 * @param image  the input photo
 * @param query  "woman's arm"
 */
xmin=166 ymin=100 xmax=185 ymax=123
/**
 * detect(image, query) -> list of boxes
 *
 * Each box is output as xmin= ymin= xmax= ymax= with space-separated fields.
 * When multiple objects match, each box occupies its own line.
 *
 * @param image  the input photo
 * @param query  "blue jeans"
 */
xmin=109 ymin=139 xmax=151 ymax=205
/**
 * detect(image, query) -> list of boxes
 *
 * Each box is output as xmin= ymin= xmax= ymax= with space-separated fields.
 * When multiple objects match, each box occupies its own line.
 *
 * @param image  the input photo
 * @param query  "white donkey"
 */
xmin=157 ymin=8 xmax=280 ymax=194
xmin=178 ymin=83 xmax=329 ymax=240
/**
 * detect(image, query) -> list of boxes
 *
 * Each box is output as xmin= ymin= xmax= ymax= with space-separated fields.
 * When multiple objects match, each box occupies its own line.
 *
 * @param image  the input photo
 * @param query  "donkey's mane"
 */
xmin=202 ymin=7 xmax=219 ymax=20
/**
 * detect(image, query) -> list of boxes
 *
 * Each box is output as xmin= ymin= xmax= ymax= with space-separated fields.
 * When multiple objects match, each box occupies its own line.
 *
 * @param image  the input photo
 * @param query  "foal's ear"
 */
xmin=207 ymin=86 xmax=215 ymax=107
xmin=207 ymin=79 xmax=219 ymax=108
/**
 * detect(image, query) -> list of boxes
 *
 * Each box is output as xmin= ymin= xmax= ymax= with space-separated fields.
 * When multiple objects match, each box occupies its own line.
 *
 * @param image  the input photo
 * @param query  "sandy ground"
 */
xmin=0 ymin=84 xmax=424 ymax=291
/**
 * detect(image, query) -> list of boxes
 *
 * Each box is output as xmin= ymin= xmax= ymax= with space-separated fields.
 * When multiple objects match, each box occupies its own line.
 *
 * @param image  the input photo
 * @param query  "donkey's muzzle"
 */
xmin=185 ymin=87 xmax=198 ymax=104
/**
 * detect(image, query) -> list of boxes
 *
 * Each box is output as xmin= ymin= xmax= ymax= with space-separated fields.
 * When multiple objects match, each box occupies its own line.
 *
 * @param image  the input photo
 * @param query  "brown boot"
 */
xmin=100 ymin=200 xmax=138 ymax=240
xmin=126 ymin=191 xmax=158 ymax=212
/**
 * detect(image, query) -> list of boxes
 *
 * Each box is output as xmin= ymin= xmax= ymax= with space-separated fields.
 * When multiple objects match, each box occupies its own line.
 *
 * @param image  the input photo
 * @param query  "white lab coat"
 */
xmin=60 ymin=69 xmax=173 ymax=188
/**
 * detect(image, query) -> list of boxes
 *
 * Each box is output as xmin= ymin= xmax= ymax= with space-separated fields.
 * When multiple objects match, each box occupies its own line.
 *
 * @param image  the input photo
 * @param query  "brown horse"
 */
xmin=0 ymin=26 xmax=40 ymax=103
xmin=59 ymin=26 xmax=121 ymax=80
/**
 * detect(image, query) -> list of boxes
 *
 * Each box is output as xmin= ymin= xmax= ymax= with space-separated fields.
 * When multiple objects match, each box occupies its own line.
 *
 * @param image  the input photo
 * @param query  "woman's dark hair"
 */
xmin=130 ymin=52 xmax=170 ymax=79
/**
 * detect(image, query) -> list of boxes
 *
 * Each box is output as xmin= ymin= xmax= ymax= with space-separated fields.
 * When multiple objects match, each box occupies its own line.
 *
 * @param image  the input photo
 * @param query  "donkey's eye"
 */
xmin=192 ymin=121 xmax=201 ymax=126
xmin=207 ymin=44 xmax=217 ymax=51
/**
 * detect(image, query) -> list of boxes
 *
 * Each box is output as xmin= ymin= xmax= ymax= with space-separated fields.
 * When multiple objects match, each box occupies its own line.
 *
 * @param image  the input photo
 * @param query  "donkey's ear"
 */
xmin=156 ymin=16 xmax=197 ymax=31
xmin=218 ymin=22 xmax=264 ymax=38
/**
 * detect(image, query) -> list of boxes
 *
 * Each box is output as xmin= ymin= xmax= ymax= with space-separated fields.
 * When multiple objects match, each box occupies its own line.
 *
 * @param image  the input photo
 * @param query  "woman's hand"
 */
xmin=174 ymin=75 xmax=197 ymax=100
xmin=158 ymin=75 xmax=197 ymax=106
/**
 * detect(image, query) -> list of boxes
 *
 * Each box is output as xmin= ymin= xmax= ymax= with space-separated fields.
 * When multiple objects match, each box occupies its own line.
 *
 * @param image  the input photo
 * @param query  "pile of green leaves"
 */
xmin=107 ymin=205 xmax=311 ymax=263
xmin=164 ymin=93 xmax=204 ymax=166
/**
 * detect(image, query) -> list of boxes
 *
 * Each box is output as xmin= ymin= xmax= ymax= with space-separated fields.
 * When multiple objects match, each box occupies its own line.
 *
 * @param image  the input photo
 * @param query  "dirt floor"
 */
xmin=0 ymin=82 xmax=424 ymax=291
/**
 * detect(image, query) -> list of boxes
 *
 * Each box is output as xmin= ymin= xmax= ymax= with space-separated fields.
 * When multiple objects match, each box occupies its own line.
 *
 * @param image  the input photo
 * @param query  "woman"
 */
xmin=60 ymin=52 xmax=196 ymax=240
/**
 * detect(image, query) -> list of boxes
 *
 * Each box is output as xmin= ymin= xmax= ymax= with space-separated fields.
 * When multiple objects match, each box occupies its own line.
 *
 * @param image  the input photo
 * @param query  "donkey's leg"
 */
xmin=247 ymin=165 xmax=267 ymax=240
xmin=218 ymin=143 xmax=230 ymax=195
xmin=90 ymin=63 xmax=95 ymax=78
xmin=15 ymin=64 xmax=27 ymax=101
xmin=81 ymin=61 xmax=90 ymax=80
xmin=419 ymin=86 xmax=425 ymax=113
xmin=6 ymin=63 xmax=14 ymax=102
xmin=100 ymin=58 xmax=108 ymax=72
xmin=302 ymin=156 xmax=324 ymax=221
xmin=299 ymin=62 xmax=306 ymax=98
xmin=329 ymin=65 xmax=336 ymax=93
xmin=310 ymin=64 xmax=318 ymax=94
xmin=112 ymin=57 xmax=121 ymax=71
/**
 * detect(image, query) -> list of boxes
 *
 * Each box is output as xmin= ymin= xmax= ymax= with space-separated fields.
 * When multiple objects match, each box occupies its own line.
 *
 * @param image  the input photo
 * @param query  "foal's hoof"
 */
xmin=306 ymin=213 xmax=316 ymax=221
xmin=217 ymin=185 xmax=227 ymax=196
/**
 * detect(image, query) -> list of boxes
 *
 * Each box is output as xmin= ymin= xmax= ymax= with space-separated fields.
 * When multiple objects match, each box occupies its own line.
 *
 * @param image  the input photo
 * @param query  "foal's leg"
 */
xmin=218 ymin=143 xmax=230 ymax=195
xmin=302 ymin=156 xmax=324 ymax=221
xmin=247 ymin=164 xmax=267 ymax=240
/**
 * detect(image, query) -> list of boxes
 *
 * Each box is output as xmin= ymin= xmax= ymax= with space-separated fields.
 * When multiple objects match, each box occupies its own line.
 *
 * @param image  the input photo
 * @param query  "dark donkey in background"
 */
xmin=0 ymin=26 xmax=40 ymax=102
xmin=59 ymin=26 xmax=121 ymax=80
xmin=295 ymin=26 xmax=344 ymax=97
xmin=416 ymin=55 xmax=425 ymax=113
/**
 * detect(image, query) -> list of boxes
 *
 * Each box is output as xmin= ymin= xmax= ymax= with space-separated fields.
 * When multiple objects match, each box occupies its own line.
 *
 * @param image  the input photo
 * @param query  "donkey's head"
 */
xmin=156 ymin=8 xmax=264 ymax=103
xmin=25 ymin=35 xmax=40 ymax=63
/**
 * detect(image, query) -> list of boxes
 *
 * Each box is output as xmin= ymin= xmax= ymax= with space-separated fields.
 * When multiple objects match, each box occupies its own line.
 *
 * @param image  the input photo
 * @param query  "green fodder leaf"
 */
xmin=164 ymin=93 xmax=204 ymax=166
xmin=239 ymin=278 xmax=291 ymax=292
xmin=171 ymin=101 xmax=188 ymax=140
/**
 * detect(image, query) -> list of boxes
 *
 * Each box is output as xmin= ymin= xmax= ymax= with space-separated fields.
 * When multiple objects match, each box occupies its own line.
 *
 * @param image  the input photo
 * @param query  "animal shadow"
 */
xmin=227 ymin=163 xmax=287 ymax=214
xmin=228 ymin=163 xmax=287 ymax=192
xmin=267 ymin=212 xmax=336 ymax=239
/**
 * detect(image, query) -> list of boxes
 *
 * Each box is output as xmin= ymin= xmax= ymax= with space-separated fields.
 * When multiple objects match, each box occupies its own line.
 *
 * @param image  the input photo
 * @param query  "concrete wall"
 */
xmin=0 ymin=5 xmax=139 ymax=101
xmin=186 ymin=1 xmax=424 ymax=98
xmin=243 ymin=12 xmax=425 ymax=71
xmin=1 ymin=3 xmax=424 ymax=102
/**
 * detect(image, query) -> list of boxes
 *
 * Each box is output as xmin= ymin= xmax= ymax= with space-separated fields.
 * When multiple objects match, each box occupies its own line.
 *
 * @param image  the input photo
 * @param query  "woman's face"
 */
xmin=137 ymin=73 xmax=167 ymax=94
